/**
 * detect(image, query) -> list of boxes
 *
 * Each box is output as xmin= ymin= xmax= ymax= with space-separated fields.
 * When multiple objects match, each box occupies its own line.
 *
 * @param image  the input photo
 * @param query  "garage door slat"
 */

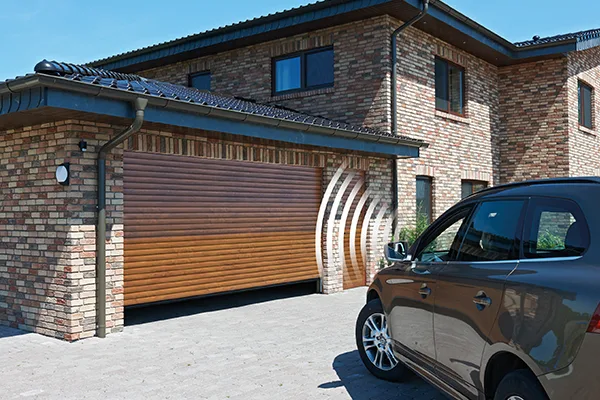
xmin=124 ymin=151 xmax=323 ymax=306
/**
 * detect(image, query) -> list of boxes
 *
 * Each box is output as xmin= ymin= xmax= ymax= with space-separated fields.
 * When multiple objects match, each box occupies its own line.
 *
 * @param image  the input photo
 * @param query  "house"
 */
xmin=1 ymin=0 xmax=599 ymax=341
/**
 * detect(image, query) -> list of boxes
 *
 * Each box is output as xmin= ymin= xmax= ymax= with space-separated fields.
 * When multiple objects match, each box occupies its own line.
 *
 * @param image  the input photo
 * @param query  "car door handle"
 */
xmin=473 ymin=294 xmax=492 ymax=308
xmin=418 ymin=285 xmax=431 ymax=298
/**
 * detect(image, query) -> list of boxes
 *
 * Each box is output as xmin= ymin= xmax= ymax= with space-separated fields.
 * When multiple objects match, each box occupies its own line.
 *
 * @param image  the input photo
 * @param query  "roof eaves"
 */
xmin=87 ymin=0 xmax=389 ymax=70
xmin=0 ymin=74 xmax=426 ymax=151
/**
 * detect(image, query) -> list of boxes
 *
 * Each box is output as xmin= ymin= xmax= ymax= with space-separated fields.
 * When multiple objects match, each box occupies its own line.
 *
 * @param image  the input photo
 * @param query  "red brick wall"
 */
xmin=0 ymin=121 xmax=124 ymax=341
xmin=393 ymin=21 xmax=499 ymax=223
xmin=498 ymin=58 xmax=570 ymax=183
xmin=567 ymin=47 xmax=600 ymax=176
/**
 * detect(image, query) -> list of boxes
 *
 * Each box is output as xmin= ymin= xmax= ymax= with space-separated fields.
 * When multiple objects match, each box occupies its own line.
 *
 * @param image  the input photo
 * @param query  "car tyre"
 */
xmin=355 ymin=298 xmax=406 ymax=382
xmin=493 ymin=369 xmax=548 ymax=400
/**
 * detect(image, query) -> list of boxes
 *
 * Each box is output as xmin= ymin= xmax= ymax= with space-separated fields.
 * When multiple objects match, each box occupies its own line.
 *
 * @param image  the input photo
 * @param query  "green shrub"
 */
xmin=537 ymin=230 xmax=565 ymax=250
xmin=397 ymin=214 xmax=430 ymax=246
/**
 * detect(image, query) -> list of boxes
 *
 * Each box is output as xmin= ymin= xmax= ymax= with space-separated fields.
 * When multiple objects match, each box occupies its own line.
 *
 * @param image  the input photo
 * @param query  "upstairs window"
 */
xmin=273 ymin=47 xmax=334 ymax=95
xmin=461 ymin=180 xmax=488 ymax=199
xmin=416 ymin=176 xmax=433 ymax=224
xmin=579 ymin=81 xmax=593 ymax=129
xmin=435 ymin=57 xmax=465 ymax=116
xmin=189 ymin=71 xmax=211 ymax=91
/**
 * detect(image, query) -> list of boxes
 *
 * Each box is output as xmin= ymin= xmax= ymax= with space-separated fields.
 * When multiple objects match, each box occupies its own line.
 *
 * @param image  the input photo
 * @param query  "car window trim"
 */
xmin=454 ymin=197 xmax=528 ymax=263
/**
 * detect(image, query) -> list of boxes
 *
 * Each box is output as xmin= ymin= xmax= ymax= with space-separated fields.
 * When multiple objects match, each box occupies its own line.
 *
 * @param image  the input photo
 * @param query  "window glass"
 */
xmin=579 ymin=81 xmax=593 ymax=129
xmin=449 ymin=63 xmax=464 ymax=114
xmin=416 ymin=177 xmax=432 ymax=224
xmin=435 ymin=57 xmax=465 ymax=115
xmin=461 ymin=180 xmax=488 ymax=199
xmin=435 ymin=58 xmax=449 ymax=111
xmin=275 ymin=56 xmax=301 ymax=92
xmin=306 ymin=49 xmax=334 ymax=87
xmin=189 ymin=72 xmax=211 ymax=91
xmin=416 ymin=208 xmax=471 ymax=263
xmin=457 ymin=200 xmax=524 ymax=262
xmin=524 ymin=198 xmax=589 ymax=259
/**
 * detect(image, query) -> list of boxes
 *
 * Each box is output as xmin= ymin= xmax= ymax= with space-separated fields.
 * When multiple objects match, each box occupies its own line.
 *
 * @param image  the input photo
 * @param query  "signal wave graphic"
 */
xmin=315 ymin=163 xmax=396 ymax=286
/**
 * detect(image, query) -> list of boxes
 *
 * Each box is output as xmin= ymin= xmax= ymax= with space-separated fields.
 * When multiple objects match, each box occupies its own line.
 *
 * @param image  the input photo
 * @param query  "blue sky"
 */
xmin=1 ymin=0 xmax=598 ymax=79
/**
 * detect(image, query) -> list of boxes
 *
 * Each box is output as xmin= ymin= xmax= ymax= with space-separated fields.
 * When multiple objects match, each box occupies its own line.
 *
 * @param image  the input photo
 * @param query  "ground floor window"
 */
xmin=416 ymin=176 xmax=433 ymax=224
xmin=461 ymin=180 xmax=487 ymax=199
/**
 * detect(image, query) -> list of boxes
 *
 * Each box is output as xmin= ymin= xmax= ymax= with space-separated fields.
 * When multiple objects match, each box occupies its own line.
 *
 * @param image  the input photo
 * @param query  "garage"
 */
xmin=0 ymin=60 xmax=424 ymax=339
xmin=123 ymin=151 xmax=325 ymax=306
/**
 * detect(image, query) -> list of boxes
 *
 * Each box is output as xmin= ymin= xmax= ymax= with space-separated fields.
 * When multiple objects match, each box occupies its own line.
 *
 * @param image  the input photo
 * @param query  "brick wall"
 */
xmin=498 ymin=58 xmax=570 ymax=183
xmin=139 ymin=15 xmax=392 ymax=132
xmin=567 ymin=47 xmax=600 ymax=176
xmin=0 ymin=120 xmax=124 ymax=341
xmin=392 ymin=20 xmax=499 ymax=224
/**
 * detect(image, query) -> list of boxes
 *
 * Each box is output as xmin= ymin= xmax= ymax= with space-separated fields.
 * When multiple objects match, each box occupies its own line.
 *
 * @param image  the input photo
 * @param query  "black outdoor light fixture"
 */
xmin=55 ymin=162 xmax=70 ymax=186
xmin=79 ymin=139 xmax=88 ymax=152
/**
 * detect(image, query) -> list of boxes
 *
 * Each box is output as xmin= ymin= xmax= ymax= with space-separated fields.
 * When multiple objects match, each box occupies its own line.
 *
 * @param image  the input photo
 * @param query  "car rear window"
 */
xmin=523 ymin=198 xmax=590 ymax=259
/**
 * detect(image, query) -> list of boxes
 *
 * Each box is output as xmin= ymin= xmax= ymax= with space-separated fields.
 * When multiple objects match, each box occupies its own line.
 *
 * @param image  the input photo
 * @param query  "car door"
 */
xmin=433 ymin=199 xmax=526 ymax=399
xmin=387 ymin=205 xmax=474 ymax=372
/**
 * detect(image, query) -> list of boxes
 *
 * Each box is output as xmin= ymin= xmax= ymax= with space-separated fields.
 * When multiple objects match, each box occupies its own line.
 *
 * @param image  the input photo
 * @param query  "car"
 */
xmin=355 ymin=177 xmax=600 ymax=400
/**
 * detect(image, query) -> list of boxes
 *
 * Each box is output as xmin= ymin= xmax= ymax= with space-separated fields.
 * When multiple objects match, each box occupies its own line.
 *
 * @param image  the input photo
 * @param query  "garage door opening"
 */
xmin=123 ymin=151 xmax=323 ymax=307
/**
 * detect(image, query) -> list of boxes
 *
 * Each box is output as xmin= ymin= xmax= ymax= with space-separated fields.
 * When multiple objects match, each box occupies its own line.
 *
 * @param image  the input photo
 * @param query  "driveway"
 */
xmin=0 ymin=285 xmax=444 ymax=399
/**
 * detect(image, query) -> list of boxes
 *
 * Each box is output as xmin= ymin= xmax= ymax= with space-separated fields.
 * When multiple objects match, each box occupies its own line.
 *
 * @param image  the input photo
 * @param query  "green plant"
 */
xmin=397 ymin=214 xmax=430 ymax=246
xmin=537 ymin=230 xmax=565 ymax=250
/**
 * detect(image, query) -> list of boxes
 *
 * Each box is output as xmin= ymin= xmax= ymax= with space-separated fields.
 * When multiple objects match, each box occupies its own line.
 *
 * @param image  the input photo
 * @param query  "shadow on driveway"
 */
xmin=320 ymin=350 xmax=446 ymax=399
xmin=125 ymin=281 xmax=318 ymax=326
xmin=0 ymin=326 xmax=29 ymax=340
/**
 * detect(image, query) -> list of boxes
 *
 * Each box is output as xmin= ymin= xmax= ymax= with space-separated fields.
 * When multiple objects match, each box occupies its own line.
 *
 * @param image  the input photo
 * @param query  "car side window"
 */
xmin=523 ymin=198 xmax=590 ymax=259
xmin=415 ymin=207 xmax=472 ymax=263
xmin=457 ymin=200 xmax=525 ymax=262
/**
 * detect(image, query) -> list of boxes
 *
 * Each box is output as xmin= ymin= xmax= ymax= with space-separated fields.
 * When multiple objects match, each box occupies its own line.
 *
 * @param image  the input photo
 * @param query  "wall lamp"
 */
xmin=56 ymin=162 xmax=70 ymax=186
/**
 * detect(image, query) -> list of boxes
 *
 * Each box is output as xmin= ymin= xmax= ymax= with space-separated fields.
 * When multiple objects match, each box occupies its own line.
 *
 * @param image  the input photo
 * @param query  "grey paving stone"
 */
xmin=0 ymin=288 xmax=445 ymax=399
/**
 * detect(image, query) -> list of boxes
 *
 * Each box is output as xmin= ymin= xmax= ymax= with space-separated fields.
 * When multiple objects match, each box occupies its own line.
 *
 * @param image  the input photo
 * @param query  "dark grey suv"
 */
xmin=356 ymin=178 xmax=600 ymax=400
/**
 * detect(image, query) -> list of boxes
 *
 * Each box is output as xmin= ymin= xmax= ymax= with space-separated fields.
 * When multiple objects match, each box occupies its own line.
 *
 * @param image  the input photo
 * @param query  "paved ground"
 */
xmin=0 ymin=285 xmax=444 ymax=399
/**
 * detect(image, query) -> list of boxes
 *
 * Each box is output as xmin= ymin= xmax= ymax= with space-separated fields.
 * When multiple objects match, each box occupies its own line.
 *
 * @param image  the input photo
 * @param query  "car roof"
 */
xmin=466 ymin=177 xmax=600 ymax=202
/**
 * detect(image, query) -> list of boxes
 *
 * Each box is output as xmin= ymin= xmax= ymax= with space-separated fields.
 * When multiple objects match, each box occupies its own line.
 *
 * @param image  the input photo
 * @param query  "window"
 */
xmin=273 ymin=47 xmax=334 ymax=94
xmin=416 ymin=176 xmax=433 ymax=224
xmin=461 ymin=180 xmax=488 ymax=199
xmin=457 ymin=200 xmax=525 ymax=262
xmin=189 ymin=72 xmax=211 ymax=91
xmin=435 ymin=57 xmax=465 ymax=115
xmin=579 ymin=81 xmax=593 ymax=129
xmin=523 ymin=198 xmax=589 ymax=259
xmin=416 ymin=207 xmax=472 ymax=263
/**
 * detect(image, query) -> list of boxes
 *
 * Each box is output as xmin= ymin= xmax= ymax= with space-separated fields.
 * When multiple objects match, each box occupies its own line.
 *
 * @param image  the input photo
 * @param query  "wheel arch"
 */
xmin=482 ymin=347 xmax=547 ymax=399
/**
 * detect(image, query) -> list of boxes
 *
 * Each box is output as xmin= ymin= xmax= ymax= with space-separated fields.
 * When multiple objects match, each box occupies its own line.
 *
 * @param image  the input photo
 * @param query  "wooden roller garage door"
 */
xmin=123 ymin=151 xmax=322 ymax=306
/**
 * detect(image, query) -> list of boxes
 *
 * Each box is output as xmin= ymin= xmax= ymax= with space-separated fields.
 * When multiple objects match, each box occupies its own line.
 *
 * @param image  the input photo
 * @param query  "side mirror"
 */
xmin=384 ymin=241 xmax=411 ymax=262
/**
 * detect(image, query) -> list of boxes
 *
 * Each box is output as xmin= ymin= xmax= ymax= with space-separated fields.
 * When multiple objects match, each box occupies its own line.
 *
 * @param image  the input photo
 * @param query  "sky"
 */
xmin=0 ymin=0 xmax=599 ymax=79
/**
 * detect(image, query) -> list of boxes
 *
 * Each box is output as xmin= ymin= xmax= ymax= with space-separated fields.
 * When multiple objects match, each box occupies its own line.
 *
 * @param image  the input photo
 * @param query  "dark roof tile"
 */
xmin=20 ymin=60 xmax=422 ymax=145
xmin=515 ymin=28 xmax=600 ymax=48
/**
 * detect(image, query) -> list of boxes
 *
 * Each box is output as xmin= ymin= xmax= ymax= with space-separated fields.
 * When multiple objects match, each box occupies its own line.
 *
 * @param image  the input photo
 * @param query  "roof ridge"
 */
xmin=87 ymin=0 xmax=338 ymax=67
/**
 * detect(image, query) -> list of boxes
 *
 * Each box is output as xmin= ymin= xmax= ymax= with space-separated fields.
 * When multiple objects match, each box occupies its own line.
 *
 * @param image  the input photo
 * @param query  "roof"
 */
xmin=87 ymin=0 xmax=600 ymax=72
xmin=515 ymin=28 xmax=600 ymax=48
xmin=0 ymin=61 xmax=425 ymax=158
xmin=32 ymin=60 xmax=416 ymax=142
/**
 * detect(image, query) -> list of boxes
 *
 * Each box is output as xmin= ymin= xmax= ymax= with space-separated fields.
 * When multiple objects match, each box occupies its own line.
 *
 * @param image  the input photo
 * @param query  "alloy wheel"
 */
xmin=361 ymin=312 xmax=398 ymax=371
